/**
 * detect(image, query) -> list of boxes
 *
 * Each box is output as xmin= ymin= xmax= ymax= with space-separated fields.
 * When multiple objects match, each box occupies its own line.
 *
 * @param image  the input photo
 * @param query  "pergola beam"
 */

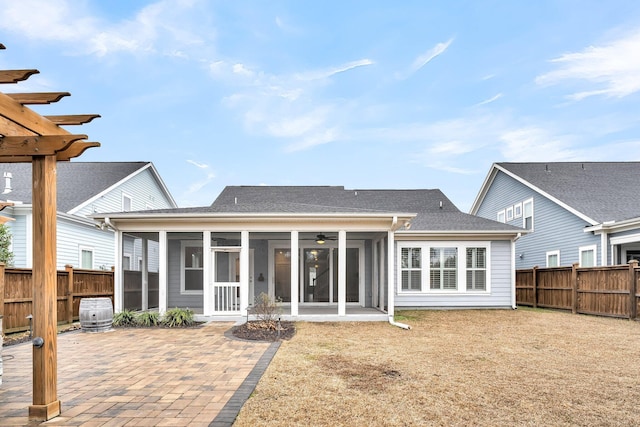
xmin=0 ymin=92 xmax=72 ymax=136
xmin=0 ymin=134 xmax=88 ymax=157
xmin=7 ymin=92 xmax=71 ymax=105
xmin=44 ymin=114 xmax=101 ymax=125
xmin=0 ymin=69 xmax=40 ymax=84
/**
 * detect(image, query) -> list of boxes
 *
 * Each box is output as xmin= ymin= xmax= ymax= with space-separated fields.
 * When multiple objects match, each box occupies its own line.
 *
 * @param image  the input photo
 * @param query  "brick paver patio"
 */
xmin=0 ymin=323 xmax=273 ymax=426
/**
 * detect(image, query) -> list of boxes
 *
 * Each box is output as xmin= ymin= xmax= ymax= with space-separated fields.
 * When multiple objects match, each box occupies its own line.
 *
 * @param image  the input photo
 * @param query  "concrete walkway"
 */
xmin=0 ymin=323 xmax=275 ymax=426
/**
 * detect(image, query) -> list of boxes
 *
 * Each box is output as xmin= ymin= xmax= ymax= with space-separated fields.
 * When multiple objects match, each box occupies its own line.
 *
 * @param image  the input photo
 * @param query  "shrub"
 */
xmin=112 ymin=309 xmax=136 ymax=327
xmin=137 ymin=311 xmax=160 ymax=327
xmin=162 ymin=307 xmax=194 ymax=327
xmin=252 ymin=293 xmax=281 ymax=329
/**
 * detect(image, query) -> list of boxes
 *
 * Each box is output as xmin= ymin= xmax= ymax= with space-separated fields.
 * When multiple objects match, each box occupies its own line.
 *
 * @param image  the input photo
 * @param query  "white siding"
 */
xmin=73 ymin=167 xmax=175 ymax=217
xmin=394 ymin=240 xmax=513 ymax=308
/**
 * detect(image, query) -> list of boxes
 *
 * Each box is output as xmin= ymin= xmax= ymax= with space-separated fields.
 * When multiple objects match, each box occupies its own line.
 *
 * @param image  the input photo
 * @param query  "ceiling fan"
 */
xmin=311 ymin=234 xmax=337 ymax=244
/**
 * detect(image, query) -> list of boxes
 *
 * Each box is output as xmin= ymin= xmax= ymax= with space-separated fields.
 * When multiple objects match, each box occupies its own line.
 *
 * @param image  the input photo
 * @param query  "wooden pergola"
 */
xmin=0 ymin=43 xmax=101 ymax=421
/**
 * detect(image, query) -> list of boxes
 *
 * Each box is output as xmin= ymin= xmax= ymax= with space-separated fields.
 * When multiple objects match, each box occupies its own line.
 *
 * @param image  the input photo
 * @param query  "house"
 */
xmin=0 ymin=161 xmax=177 ymax=270
xmin=470 ymin=162 xmax=640 ymax=269
xmin=92 ymin=186 xmax=523 ymax=322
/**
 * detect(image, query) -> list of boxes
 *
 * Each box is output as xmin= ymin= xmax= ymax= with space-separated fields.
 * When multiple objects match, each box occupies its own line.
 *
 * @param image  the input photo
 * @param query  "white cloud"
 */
xmin=187 ymin=160 xmax=209 ymax=169
xmin=397 ymin=38 xmax=453 ymax=79
xmin=536 ymin=29 xmax=640 ymax=99
xmin=475 ymin=93 xmax=503 ymax=106
xmin=284 ymin=128 xmax=340 ymax=152
xmin=498 ymin=127 xmax=577 ymax=161
xmin=294 ymin=59 xmax=374 ymax=81
xmin=0 ymin=0 xmax=211 ymax=58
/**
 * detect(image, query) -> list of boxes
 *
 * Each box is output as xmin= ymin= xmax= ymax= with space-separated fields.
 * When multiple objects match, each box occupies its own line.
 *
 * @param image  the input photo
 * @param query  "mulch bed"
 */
xmin=232 ymin=320 xmax=296 ymax=341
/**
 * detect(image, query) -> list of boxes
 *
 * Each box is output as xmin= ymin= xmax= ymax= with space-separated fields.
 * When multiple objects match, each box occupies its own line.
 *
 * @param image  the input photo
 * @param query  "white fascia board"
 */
xmin=493 ymin=164 xmax=599 ymax=226
xmin=395 ymin=229 xmax=525 ymax=240
xmin=58 ymin=211 xmax=106 ymax=228
xmin=146 ymin=163 xmax=178 ymax=208
xmin=586 ymin=216 xmax=640 ymax=234
xmin=92 ymin=212 xmax=417 ymax=221
xmin=469 ymin=163 xmax=499 ymax=215
xmin=96 ymin=212 xmax=417 ymax=233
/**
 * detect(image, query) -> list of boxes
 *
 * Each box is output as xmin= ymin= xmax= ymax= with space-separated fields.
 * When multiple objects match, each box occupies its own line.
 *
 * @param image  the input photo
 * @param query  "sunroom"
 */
xmin=96 ymin=212 xmax=414 ymax=322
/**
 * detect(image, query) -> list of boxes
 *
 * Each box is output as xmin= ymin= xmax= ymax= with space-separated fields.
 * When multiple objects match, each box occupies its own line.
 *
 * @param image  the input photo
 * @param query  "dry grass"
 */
xmin=234 ymin=309 xmax=640 ymax=426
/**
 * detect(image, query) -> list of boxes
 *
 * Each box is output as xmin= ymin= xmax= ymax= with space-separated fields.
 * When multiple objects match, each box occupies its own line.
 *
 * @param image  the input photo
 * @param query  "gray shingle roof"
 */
xmin=0 ymin=162 xmax=150 ymax=212
xmin=207 ymin=186 xmax=521 ymax=232
xmin=497 ymin=162 xmax=640 ymax=223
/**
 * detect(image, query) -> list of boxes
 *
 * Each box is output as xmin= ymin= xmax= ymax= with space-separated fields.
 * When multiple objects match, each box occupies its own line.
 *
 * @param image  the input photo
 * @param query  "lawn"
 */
xmin=234 ymin=309 xmax=640 ymax=426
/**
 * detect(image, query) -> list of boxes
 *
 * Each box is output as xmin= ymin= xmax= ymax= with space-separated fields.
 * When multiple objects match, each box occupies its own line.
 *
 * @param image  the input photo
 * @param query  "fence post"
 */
xmin=532 ymin=266 xmax=538 ymax=308
xmin=629 ymin=260 xmax=638 ymax=320
xmin=571 ymin=262 xmax=579 ymax=314
xmin=0 ymin=262 xmax=5 ymax=334
xmin=65 ymin=265 xmax=74 ymax=325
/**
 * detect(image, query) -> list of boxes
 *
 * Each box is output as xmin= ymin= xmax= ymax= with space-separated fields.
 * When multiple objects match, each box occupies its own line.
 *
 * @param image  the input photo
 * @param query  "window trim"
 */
xmin=523 ymin=198 xmax=534 ymax=230
xmin=497 ymin=210 xmax=506 ymax=223
xmin=579 ymin=245 xmax=597 ymax=267
xmin=181 ymin=240 xmax=204 ymax=295
xmin=546 ymin=250 xmax=560 ymax=268
xmin=466 ymin=247 xmax=487 ymax=291
xmin=397 ymin=242 xmax=491 ymax=294
xmin=506 ymin=206 xmax=514 ymax=221
xmin=122 ymin=253 xmax=132 ymax=270
xmin=79 ymin=245 xmax=94 ymax=269
xmin=514 ymin=202 xmax=522 ymax=218
xmin=400 ymin=247 xmax=423 ymax=291
xmin=122 ymin=192 xmax=133 ymax=212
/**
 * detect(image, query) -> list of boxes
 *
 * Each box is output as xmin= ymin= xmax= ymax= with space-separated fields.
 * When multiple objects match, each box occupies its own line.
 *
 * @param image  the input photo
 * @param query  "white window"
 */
xmin=181 ymin=240 xmax=203 ymax=294
xmin=506 ymin=206 xmax=514 ymax=221
xmin=546 ymin=250 xmax=560 ymax=267
xmin=466 ymin=248 xmax=486 ymax=291
xmin=579 ymin=245 xmax=597 ymax=267
xmin=122 ymin=254 xmax=132 ymax=270
xmin=398 ymin=243 xmax=490 ymax=293
xmin=514 ymin=202 xmax=522 ymax=218
xmin=430 ymin=247 xmax=458 ymax=290
xmin=79 ymin=246 xmax=94 ymax=269
xmin=497 ymin=210 xmax=506 ymax=223
xmin=122 ymin=193 xmax=132 ymax=212
xmin=400 ymin=247 xmax=422 ymax=291
xmin=523 ymin=198 xmax=533 ymax=230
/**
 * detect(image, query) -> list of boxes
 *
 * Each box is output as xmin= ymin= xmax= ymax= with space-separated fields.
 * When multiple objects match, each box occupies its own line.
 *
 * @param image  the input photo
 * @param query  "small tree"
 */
xmin=0 ymin=223 xmax=14 ymax=266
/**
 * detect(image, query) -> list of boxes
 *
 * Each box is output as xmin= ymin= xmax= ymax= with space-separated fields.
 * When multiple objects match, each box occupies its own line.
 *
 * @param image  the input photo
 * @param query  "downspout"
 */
xmin=511 ymin=232 xmax=521 ymax=309
xmin=104 ymin=216 xmax=116 ymax=231
xmin=386 ymin=226 xmax=411 ymax=329
xmin=388 ymin=315 xmax=411 ymax=330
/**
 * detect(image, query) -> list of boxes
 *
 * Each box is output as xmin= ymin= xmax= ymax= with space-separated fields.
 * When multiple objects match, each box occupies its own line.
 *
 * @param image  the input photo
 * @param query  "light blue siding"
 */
xmin=394 ymin=240 xmax=513 ymax=308
xmin=7 ymin=214 xmax=28 ymax=267
xmin=57 ymin=218 xmax=114 ymax=270
xmin=73 ymin=167 xmax=175 ymax=217
xmin=476 ymin=171 xmax=600 ymax=268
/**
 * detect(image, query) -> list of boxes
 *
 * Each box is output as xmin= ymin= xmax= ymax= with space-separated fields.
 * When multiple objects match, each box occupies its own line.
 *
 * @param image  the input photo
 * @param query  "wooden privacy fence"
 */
xmin=516 ymin=260 xmax=640 ymax=320
xmin=0 ymin=264 xmax=114 ymax=334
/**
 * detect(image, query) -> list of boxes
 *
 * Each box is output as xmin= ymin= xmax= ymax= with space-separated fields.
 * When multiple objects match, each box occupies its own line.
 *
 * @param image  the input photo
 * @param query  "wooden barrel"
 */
xmin=79 ymin=298 xmax=113 ymax=332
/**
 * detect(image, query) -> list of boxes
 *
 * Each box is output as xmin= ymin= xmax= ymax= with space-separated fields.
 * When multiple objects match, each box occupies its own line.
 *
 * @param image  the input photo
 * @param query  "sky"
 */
xmin=1 ymin=1 xmax=640 ymax=211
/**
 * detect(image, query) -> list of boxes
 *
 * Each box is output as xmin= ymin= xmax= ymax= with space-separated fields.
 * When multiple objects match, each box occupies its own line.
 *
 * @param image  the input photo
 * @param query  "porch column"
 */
xmin=203 ymin=231 xmax=211 ymax=315
xmin=290 ymin=231 xmax=299 ymax=316
xmin=338 ymin=230 xmax=346 ymax=316
xmin=372 ymin=239 xmax=379 ymax=309
xmin=114 ymin=229 xmax=124 ymax=313
xmin=601 ymin=232 xmax=608 ymax=266
xmin=379 ymin=236 xmax=386 ymax=310
xmin=158 ymin=231 xmax=168 ymax=314
xmin=141 ymin=238 xmax=148 ymax=311
xmin=240 ymin=231 xmax=249 ymax=316
xmin=387 ymin=231 xmax=395 ymax=318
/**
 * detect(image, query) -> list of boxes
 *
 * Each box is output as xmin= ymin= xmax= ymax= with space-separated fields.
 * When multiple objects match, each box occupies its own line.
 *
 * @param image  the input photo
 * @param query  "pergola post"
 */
xmin=28 ymin=155 xmax=61 ymax=420
xmin=1 ymin=43 xmax=101 ymax=421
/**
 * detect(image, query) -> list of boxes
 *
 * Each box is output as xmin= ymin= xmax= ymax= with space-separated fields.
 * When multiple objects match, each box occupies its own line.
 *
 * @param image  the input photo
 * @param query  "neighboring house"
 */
xmin=0 ymin=162 xmax=177 ymax=270
xmin=470 ymin=162 xmax=640 ymax=269
xmin=92 ymin=186 xmax=523 ymax=322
